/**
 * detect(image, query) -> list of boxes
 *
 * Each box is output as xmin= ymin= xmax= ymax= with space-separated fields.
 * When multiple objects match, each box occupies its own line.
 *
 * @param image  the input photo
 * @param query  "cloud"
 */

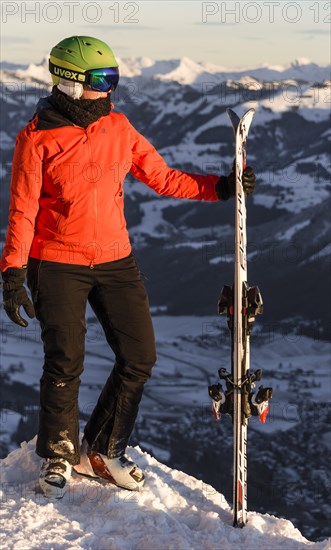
xmin=298 ymin=29 xmax=330 ymax=35
xmin=80 ymin=24 xmax=157 ymax=31
xmin=242 ymin=36 xmax=265 ymax=41
xmin=2 ymin=36 xmax=33 ymax=44
xmin=195 ymin=22 xmax=237 ymax=26
xmin=109 ymin=45 xmax=130 ymax=53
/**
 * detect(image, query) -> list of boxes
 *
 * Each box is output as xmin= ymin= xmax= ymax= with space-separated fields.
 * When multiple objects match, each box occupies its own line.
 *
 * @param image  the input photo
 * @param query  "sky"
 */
xmin=0 ymin=1 xmax=330 ymax=68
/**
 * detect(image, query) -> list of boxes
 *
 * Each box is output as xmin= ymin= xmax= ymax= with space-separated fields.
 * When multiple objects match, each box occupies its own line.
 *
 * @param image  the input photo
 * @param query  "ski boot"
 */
xmin=74 ymin=438 xmax=145 ymax=490
xmin=87 ymin=452 xmax=145 ymax=490
xmin=39 ymin=457 xmax=72 ymax=499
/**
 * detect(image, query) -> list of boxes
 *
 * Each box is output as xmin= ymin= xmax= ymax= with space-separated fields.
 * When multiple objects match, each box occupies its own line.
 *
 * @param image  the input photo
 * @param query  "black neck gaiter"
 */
xmin=49 ymin=86 xmax=111 ymax=128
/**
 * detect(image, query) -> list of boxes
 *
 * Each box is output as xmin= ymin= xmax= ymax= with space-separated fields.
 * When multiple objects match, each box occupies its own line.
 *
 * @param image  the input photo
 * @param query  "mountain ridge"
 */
xmin=1 ymin=56 xmax=330 ymax=86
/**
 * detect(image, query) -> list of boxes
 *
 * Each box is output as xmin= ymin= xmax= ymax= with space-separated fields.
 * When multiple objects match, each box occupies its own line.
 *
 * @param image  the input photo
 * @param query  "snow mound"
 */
xmin=1 ymin=438 xmax=329 ymax=550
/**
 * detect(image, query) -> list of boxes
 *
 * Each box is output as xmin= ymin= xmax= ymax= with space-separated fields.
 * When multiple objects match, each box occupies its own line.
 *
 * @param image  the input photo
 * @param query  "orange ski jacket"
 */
xmin=1 ymin=110 xmax=219 ymax=271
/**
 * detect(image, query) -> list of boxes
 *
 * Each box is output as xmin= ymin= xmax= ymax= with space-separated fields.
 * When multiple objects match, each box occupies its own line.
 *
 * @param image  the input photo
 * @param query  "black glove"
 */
xmin=242 ymin=166 xmax=256 ymax=195
xmin=2 ymin=268 xmax=35 ymax=327
xmin=216 ymin=166 xmax=256 ymax=200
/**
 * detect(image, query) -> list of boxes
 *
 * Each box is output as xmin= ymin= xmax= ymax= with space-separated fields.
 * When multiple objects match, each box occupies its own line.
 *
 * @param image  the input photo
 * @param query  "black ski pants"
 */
xmin=27 ymin=254 xmax=156 ymax=465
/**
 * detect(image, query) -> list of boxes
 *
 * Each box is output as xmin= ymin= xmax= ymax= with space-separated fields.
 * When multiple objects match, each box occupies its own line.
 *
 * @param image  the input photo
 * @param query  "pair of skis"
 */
xmin=208 ymin=109 xmax=272 ymax=527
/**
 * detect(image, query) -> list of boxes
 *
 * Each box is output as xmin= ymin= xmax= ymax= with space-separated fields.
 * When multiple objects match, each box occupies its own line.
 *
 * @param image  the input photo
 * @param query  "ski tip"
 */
xmin=227 ymin=107 xmax=256 ymax=118
xmin=226 ymin=109 xmax=240 ymax=131
xmin=226 ymin=108 xmax=256 ymax=131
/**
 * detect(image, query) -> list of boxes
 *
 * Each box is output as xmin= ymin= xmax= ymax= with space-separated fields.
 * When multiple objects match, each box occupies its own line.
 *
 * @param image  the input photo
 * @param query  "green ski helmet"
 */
xmin=49 ymin=36 xmax=119 ymax=92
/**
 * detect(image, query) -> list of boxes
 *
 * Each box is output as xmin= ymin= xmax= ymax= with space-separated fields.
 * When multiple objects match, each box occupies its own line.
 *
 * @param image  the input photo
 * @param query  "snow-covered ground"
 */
xmin=0 ymin=437 xmax=330 ymax=550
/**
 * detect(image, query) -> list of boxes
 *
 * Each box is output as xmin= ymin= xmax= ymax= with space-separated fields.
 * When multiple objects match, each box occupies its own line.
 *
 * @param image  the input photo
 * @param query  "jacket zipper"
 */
xmin=85 ymin=131 xmax=97 ymax=269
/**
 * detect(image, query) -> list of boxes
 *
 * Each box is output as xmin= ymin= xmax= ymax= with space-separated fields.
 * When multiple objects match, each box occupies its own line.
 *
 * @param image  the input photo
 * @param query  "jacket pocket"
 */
xmin=39 ymin=197 xmax=72 ymax=234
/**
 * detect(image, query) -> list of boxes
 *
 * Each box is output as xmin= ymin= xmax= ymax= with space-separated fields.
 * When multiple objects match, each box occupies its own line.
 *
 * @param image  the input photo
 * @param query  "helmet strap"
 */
xmin=57 ymin=79 xmax=84 ymax=100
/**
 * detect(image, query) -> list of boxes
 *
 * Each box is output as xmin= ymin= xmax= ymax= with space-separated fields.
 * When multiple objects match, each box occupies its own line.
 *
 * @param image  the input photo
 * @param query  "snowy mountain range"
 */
xmin=0 ymin=57 xmax=330 ymax=545
xmin=2 ymin=55 xmax=330 ymax=85
xmin=0 ymin=56 xmax=330 ymax=334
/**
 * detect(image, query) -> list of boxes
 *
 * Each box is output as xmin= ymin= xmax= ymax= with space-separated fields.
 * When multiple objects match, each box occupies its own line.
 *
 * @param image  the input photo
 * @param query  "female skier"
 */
xmin=1 ymin=36 xmax=256 ymax=498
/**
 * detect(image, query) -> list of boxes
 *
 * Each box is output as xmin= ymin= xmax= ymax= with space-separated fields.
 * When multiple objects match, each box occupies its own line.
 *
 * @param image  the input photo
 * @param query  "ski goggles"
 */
xmin=49 ymin=60 xmax=119 ymax=92
xmin=84 ymin=67 xmax=119 ymax=92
